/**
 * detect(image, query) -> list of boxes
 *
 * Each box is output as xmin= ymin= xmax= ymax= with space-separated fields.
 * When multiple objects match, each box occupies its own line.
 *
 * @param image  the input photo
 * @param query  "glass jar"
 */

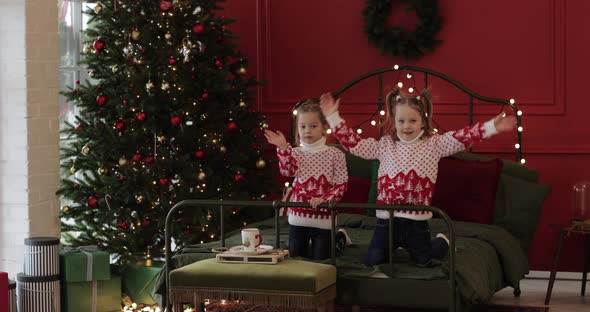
xmin=572 ymin=181 xmax=590 ymax=220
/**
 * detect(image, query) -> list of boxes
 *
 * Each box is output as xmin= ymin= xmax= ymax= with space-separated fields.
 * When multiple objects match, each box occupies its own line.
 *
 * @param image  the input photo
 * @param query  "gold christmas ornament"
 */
xmin=157 ymin=135 xmax=167 ymax=143
xmin=88 ymin=71 xmax=95 ymax=78
xmin=135 ymin=194 xmax=145 ymax=204
xmin=261 ymin=123 xmax=269 ymax=129
xmin=81 ymin=145 xmax=91 ymax=156
xmin=131 ymin=30 xmax=141 ymax=41
xmin=164 ymin=32 xmax=172 ymax=40
xmin=145 ymin=80 xmax=154 ymax=90
xmin=118 ymin=157 xmax=128 ymax=166
xmin=239 ymin=100 xmax=247 ymax=108
xmin=111 ymin=65 xmax=120 ymax=73
xmin=238 ymin=67 xmax=247 ymax=75
xmin=98 ymin=167 xmax=108 ymax=175
xmin=219 ymin=146 xmax=227 ymax=153
xmin=256 ymin=159 xmax=266 ymax=169
xmin=62 ymin=205 xmax=70 ymax=213
xmin=70 ymin=165 xmax=77 ymax=174
xmin=198 ymin=171 xmax=207 ymax=181
xmin=94 ymin=2 xmax=104 ymax=14
xmin=161 ymin=81 xmax=170 ymax=91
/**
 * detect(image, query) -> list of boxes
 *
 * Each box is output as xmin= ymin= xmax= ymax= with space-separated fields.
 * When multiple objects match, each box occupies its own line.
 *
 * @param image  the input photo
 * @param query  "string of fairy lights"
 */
xmin=290 ymin=64 xmax=526 ymax=169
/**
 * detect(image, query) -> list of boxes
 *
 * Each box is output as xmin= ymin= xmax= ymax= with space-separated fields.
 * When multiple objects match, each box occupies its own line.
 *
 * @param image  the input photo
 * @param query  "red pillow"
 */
xmin=340 ymin=176 xmax=371 ymax=215
xmin=431 ymin=157 xmax=503 ymax=224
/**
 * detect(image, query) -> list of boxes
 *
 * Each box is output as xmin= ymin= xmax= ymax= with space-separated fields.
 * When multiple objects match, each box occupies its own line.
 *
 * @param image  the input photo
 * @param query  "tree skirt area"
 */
xmin=202 ymin=302 xmax=549 ymax=312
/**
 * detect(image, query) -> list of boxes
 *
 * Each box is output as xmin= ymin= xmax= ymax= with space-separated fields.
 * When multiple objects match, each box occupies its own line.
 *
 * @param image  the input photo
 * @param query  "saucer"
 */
xmin=228 ymin=245 xmax=273 ymax=255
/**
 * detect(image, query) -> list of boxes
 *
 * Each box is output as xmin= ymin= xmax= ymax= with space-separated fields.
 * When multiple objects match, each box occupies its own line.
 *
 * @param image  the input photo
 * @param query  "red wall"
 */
xmin=222 ymin=0 xmax=590 ymax=271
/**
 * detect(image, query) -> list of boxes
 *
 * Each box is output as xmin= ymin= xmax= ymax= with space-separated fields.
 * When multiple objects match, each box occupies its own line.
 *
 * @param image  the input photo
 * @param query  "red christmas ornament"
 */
xmin=215 ymin=59 xmax=223 ymax=69
xmin=75 ymin=124 xmax=82 ymax=131
xmin=168 ymin=57 xmax=177 ymax=65
xmin=142 ymin=218 xmax=153 ymax=228
xmin=137 ymin=111 xmax=146 ymax=121
xmin=170 ymin=115 xmax=182 ymax=126
xmin=93 ymin=39 xmax=106 ymax=51
xmin=87 ymin=196 xmax=98 ymax=208
xmin=122 ymin=99 xmax=129 ymax=105
xmin=114 ymin=120 xmax=126 ymax=131
xmin=129 ymin=83 xmax=135 ymax=89
xmin=227 ymin=122 xmax=238 ymax=131
xmin=119 ymin=175 xmax=126 ymax=182
xmin=145 ymin=155 xmax=155 ymax=164
xmin=159 ymin=178 xmax=170 ymax=186
xmin=72 ymin=89 xmax=77 ymax=95
xmin=75 ymin=80 xmax=80 ymax=85
xmin=117 ymin=220 xmax=130 ymax=230
xmin=201 ymin=92 xmax=209 ymax=100
xmin=159 ymin=0 xmax=172 ymax=11
xmin=194 ymin=150 xmax=204 ymax=159
xmin=192 ymin=23 xmax=205 ymax=34
xmin=234 ymin=173 xmax=244 ymax=182
xmin=96 ymin=94 xmax=108 ymax=106
xmin=132 ymin=153 xmax=142 ymax=162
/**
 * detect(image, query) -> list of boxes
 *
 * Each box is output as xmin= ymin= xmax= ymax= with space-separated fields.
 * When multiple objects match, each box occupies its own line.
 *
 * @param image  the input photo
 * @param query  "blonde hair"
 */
xmin=382 ymin=87 xmax=433 ymax=140
xmin=294 ymin=99 xmax=327 ymax=144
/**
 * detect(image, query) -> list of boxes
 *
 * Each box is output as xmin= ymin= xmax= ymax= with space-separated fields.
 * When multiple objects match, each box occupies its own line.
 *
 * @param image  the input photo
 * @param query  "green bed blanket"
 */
xmin=155 ymin=213 xmax=528 ymax=307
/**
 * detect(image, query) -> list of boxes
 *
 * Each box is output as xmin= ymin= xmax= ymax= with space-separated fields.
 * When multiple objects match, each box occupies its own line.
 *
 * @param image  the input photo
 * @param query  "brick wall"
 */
xmin=0 ymin=0 xmax=60 ymax=277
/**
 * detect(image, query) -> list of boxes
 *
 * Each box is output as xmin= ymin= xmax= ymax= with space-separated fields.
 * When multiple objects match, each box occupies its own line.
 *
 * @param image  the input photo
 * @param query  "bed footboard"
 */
xmin=164 ymin=199 xmax=457 ymax=312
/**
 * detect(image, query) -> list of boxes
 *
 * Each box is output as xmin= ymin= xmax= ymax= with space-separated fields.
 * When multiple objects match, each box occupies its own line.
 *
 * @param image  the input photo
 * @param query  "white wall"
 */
xmin=0 ymin=0 xmax=60 ymax=278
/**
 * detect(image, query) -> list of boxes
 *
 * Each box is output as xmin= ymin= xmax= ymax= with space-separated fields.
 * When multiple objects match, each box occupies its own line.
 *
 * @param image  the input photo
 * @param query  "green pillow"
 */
xmin=493 ymin=174 xmax=551 ymax=250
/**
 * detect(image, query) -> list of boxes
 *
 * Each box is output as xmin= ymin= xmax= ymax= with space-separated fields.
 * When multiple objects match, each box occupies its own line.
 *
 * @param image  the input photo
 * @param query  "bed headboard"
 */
xmin=291 ymin=65 xmax=524 ymax=163
xmin=287 ymin=66 xmax=550 ymax=250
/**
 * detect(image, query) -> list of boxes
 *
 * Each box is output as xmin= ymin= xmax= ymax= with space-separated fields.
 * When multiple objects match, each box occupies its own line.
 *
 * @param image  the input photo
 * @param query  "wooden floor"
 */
xmin=489 ymin=273 xmax=588 ymax=312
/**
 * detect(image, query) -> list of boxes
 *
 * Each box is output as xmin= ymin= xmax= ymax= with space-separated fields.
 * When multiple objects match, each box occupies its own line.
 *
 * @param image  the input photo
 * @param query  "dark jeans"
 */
xmin=365 ymin=218 xmax=448 ymax=266
xmin=289 ymin=225 xmax=331 ymax=260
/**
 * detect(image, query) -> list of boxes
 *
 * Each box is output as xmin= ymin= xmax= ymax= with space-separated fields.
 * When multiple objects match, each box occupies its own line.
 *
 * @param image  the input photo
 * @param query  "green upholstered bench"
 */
xmin=169 ymin=258 xmax=337 ymax=311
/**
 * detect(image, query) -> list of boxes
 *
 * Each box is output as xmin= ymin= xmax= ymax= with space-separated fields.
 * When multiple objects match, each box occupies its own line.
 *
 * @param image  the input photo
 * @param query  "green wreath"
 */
xmin=363 ymin=0 xmax=443 ymax=60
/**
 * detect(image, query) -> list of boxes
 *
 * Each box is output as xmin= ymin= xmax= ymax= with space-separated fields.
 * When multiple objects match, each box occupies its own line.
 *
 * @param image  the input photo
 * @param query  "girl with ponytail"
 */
xmin=320 ymin=88 xmax=516 ymax=266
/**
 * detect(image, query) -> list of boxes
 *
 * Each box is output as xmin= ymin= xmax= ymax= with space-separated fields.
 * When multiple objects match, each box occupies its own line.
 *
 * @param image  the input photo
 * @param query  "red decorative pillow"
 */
xmin=431 ymin=157 xmax=503 ymax=224
xmin=340 ymin=176 xmax=371 ymax=215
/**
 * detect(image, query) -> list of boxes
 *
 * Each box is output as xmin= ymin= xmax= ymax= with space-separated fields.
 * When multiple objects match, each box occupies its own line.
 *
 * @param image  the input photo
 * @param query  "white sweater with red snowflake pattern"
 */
xmin=327 ymin=113 xmax=497 ymax=220
xmin=277 ymin=137 xmax=348 ymax=230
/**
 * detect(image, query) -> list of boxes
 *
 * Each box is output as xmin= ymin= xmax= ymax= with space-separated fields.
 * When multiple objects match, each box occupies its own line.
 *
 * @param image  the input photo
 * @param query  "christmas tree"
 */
xmin=58 ymin=0 xmax=275 ymax=264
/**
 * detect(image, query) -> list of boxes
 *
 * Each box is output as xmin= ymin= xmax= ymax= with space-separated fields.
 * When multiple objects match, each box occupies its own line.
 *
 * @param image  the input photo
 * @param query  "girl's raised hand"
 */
xmin=319 ymin=93 xmax=339 ymax=116
xmin=493 ymin=113 xmax=517 ymax=133
xmin=264 ymin=129 xmax=289 ymax=150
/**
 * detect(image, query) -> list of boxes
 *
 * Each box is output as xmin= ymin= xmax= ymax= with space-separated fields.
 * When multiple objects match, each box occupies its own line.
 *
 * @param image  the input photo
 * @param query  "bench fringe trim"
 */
xmin=170 ymin=284 xmax=336 ymax=310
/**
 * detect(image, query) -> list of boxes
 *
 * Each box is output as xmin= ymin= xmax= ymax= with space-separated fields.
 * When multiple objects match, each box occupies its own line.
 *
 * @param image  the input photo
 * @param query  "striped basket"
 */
xmin=16 ymin=273 xmax=60 ymax=312
xmin=9 ymin=279 xmax=16 ymax=312
xmin=24 ymin=237 xmax=60 ymax=276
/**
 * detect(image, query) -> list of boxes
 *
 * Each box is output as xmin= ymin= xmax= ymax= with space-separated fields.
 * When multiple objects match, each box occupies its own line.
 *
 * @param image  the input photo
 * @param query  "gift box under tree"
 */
xmin=60 ymin=247 xmax=121 ymax=312
xmin=122 ymin=261 xmax=163 ymax=305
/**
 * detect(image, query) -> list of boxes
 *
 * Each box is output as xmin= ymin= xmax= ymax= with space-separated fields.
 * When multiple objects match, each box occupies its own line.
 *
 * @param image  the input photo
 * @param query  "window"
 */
xmin=58 ymin=0 xmax=96 ymax=131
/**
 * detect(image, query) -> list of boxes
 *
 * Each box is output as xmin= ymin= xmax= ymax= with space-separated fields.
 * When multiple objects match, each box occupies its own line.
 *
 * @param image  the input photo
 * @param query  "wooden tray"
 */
xmin=216 ymin=249 xmax=289 ymax=264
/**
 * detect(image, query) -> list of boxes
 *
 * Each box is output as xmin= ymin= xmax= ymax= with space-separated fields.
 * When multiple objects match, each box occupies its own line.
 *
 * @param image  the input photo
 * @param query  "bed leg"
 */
xmin=513 ymin=282 xmax=521 ymax=297
xmin=351 ymin=304 xmax=361 ymax=312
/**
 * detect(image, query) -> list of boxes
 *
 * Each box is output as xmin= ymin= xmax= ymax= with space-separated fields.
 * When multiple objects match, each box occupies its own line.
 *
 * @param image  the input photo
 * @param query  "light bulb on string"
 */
xmin=379 ymin=110 xmax=386 ymax=116
xmin=520 ymin=158 xmax=526 ymax=164
xmin=397 ymin=82 xmax=403 ymax=88
xmin=370 ymin=120 xmax=377 ymax=126
xmin=292 ymin=110 xmax=298 ymax=115
xmin=406 ymin=73 xmax=412 ymax=78
xmin=517 ymin=126 xmax=523 ymax=132
xmin=408 ymin=87 xmax=414 ymax=93
xmin=517 ymin=110 xmax=523 ymax=116
xmin=515 ymin=143 xmax=520 ymax=149
xmin=509 ymin=99 xmax=515 ymax=104
xmin=356 ymin=128 xmax=363 ymax=134
xmin=326 ymin=129 xmax=332 ymax=134
xmin=393 ymin=64 xmax=400 ymax=70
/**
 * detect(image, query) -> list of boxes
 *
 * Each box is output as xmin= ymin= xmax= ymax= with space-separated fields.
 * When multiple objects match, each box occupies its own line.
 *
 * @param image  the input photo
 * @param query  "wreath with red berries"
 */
xmin=362 ymin=0 xmax=443 ymax=60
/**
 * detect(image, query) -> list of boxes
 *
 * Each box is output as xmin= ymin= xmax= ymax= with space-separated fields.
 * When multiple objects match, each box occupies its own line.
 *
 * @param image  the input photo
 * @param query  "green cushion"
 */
xmin=169 ymin=259 xmax=336 ymax=294
xmin=493 ymin=174 xmax=551 ymax=250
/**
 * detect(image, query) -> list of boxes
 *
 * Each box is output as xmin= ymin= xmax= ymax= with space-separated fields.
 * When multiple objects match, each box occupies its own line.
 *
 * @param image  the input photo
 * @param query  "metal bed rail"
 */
xmin=164 ymin=199 xmax=458 ymax=312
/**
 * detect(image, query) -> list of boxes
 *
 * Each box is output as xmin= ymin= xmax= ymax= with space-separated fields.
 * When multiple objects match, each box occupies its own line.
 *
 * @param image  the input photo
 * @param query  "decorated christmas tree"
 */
xmin=58 ymin=0 xmax=275 ymax=264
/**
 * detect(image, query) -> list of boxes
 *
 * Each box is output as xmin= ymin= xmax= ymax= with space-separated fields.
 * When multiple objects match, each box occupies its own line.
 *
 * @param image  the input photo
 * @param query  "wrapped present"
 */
xmin=61 ymin=274 xmax=121 ymax=312
xmin=24 ymin=237 xmax=60 ymax=276
xmin=122 ymin=261 xmax=163 ymax=305
xmin=60 ymin=246 xmax=110 ymax=282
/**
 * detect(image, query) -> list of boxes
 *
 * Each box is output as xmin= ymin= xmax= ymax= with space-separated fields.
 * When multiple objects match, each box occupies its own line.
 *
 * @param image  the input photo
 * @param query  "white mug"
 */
xmin=241 ymin=228 xmax=263 ymax=251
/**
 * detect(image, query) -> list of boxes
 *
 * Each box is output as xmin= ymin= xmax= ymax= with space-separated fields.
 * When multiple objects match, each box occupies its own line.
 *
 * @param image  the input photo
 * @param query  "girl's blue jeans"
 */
xmin=288 ymin=225 xmax=331 ymax=260
xmin=365 ymin=217 xmax=448 ymax=266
